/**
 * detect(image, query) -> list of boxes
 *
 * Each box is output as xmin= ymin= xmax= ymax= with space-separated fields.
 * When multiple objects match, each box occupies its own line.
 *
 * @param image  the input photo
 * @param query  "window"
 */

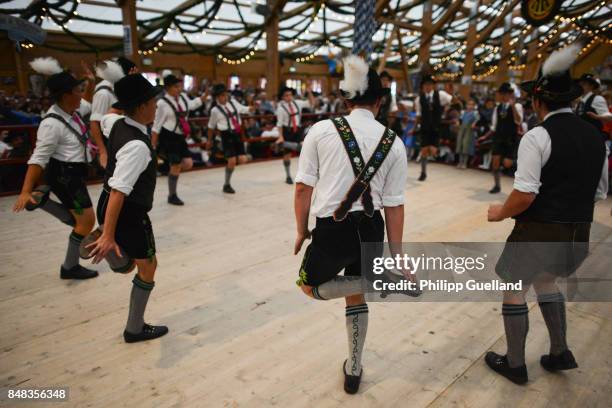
xmin=310 ymin=79 xmax=322 ymax=94
xmin=183 ymin=75 xmax=195 ymax=91
xmin=229 ymin=75 xmax=240 ymax=91
xmin=259 ymin=77 xmax=267 ymax=90
xmin=285 ymin=79 xmax=302 ymax=94
xmin=142 ymin=72 xmax=159 ymax=86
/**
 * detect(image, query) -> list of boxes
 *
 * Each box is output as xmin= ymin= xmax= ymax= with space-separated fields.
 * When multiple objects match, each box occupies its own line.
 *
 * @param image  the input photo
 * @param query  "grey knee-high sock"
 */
xmin=283 ymin=141 xmax=301 ymax=152
xmin=502 ymin=303 xmax=529 ymax=368
xmin=283 ymin=160 xmax=291 ymax=178
xmin=63 ymin=232 xmax=83 ymax=270
xmin=125 ymin=275 xmax=155 ymax=334
xmin=225 ymin=166 xmax=234 ymax=186
xmin=346 ymin=304 xmax=369 ymax=376
xmin=41 ymin=199 xmax=75 ymax=227
xmin=493 ymin=168 xmax=501 ymax=187
xmin=538 ymin=292 xmax=568 ymax=355
xmin=312 ymin=276 xmax=364 ymax=300
xmin=168 ymin=174 xmax=179 ymax=196
xmin=421 ymin=157 xmax=427 ymax=174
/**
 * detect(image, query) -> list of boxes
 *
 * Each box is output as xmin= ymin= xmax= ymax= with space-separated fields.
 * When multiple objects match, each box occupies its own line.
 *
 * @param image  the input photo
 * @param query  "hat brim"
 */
xmin=164 ymin=78 xmax=182 ymax=87
xmin=578 ymin=77 xmax=600 ymax=89
xmin=112 ymin=85 xmax=163 ymax=110
xmin=340 ymin=87 xmax=390 ymax=101
xmin=520 ymin=80 xmax=582 ymax=103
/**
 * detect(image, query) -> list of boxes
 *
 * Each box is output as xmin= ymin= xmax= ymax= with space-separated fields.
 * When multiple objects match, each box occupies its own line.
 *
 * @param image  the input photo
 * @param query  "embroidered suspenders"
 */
xmin=215 ymin=101 xmax=239 ymax=130
xmin=331 ymin=116 xmax=397 ymax=222
xmin=162 ymin=95 xmax=189 ymax=132
xmin=42 ymin=112 xmax=92 ymax=162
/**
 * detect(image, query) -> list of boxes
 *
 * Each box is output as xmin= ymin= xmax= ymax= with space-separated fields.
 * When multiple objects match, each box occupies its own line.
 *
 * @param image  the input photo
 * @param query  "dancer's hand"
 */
xmin=13 ymin=192 xmax=36 ymax=212
xmin=275 ymin=137 xmax=284 ymax=145
xmin=294 ymin=230 xmax=311 ymax=255
xmin=487 ymin=204 xmax=505 ymax=222
xmin=87 ymin=233 xmax=122 ymax=264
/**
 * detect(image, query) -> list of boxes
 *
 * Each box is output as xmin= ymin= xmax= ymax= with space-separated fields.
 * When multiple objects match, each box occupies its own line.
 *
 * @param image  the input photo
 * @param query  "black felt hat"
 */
xmin=115 ymin=57 xmax=136 ymax=75
xmin=577 ymin=73 xmax=600 ymax=89
xmin=339 ymin=56 xmax=390 ymax=103
xmin=46 ymin=72 xmax=84 ymax=98
xmin=212 ymin=83 xmax=227 ymax=97
xmin=497 ymin=82 xmax=514 ymax=94
xmin=112 ymin=74 xmax=163 ymax=110
xmin=278 ymin=85 xmax=297 ymax=99
xmin=421 ymin=74 xmax=436 ymax=85
xmin=379 ymin=70 xmax=393 ymax=80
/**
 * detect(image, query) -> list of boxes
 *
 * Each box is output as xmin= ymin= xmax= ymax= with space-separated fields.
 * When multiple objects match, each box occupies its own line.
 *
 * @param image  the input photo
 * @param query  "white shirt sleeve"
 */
xmin=592 ymin=95 xmax=612 ymax=117
xmin=513 ymin=126 xmax=550 ymax=194
xmin=382 ymin=139 xmax=408 ymax=206
xmin=107 ymin=140 xmax=152 ymax=195
xmin=276 ymin=104 xmax=288 ymax=128
xmin=207 ymin=107 xmax=220 ymax=130
xmin=439 ymin=91 xmax=453 ymax=107
xmin=294 ymin=123 xmax=320 ymax=187
xmin=78 ymin=99 xmax=92 ymax=117
xmin=90 ymin=90 xmax=114 ymax=121
xmin=186 ymin=94 xmax=203 ymax=111
xmin=296 ymin=99 xmax=311 ymax=110
xmin=595 ymin=144 xmax=609 ymax=201
xmin=514 ymin=103 xmax=524 ymax=123
xmin=235 ymin=101 xmax=251 ymax=115
xmin=390 ymin=94 xmax=398 ymax=113
xmin=151 ymin=100 xmax=167 ymax=134
xmin=490 ymin=107 xmax=498 ymax=131
xmin=27 ymin=120 xmax=60 ymax=168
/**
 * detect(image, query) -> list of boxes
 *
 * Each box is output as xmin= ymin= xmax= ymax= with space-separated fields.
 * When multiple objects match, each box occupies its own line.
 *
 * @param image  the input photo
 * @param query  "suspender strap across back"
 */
xmin=94 ymin=85 xmax=114 ymax=95
xmin=331 ymin=116 xmax=396 ymax=222
xmin=162 ymin=96 xmax=189 ymax=132
xmin=43 ymin=113 xmax=89 ymax=148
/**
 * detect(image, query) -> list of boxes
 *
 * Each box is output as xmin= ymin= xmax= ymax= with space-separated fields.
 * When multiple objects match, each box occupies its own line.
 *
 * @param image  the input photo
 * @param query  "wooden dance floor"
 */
xmin=1 ymin=160 xmax=611 ymax=407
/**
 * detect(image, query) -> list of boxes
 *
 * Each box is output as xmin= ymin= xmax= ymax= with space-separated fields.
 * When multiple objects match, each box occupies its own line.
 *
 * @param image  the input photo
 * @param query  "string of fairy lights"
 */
xmin=5 ymin=0 xmax=611 ymax=74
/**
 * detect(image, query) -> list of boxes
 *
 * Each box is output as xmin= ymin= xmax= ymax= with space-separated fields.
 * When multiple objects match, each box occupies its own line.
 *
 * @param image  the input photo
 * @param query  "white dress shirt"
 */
xmin=28 ymin=104 xmax=88 ymax=167
xmin=578 ymin=92 xmax=612 ymax=118
xmin=276 ymin=99 xmax=311 ymax=128
xmin=415 ymin=90 xmax=452 ymax=117
xmin=90 ymin=80 xmax=117 ymax=122
xmin=107 ymin=117 xmax=152 ymax=196
xmin=152 ymin=92 xmax=203 ymax=134
xmin=295 ymin=108 xmax=408 ymax=218
xmin=207 ymin=100 xmax=250 ymax=132
xmin=514 ymin=108 xmax=609 ymax=201
xmin=490 ymin=102 xmax=524 ymax=130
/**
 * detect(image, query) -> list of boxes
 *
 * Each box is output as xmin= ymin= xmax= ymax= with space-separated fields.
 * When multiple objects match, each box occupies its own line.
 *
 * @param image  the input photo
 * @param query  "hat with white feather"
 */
xmin=339 ymin=55 xmax=389 ymax=103
xmin=95 ymin=60 xmax=126 ymax=85
xmin=520 ymin=42 xmax=582 ymax=103
xmin=29 ymin=57 xmax=84 ymax=98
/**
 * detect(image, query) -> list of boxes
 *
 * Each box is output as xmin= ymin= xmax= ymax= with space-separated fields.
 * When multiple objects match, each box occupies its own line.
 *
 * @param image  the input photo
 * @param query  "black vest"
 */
xmin=494 ymin=103 xmax=518 ymax=143
xmin=515 ymin=112 xmax=605 ymax=223
xmin=104 ymin=119 xmax=157 ymax=212
xmin=419 ymin=91 xmax=442 ymax=131
xmin=576 ymin=94 xmax=604 ymax=134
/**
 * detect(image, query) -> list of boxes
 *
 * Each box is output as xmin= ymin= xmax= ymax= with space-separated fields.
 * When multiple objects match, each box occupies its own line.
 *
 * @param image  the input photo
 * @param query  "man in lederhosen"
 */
xmin=152 ymin=70 xmax=206 ymax=205
xmin=293 ymin=56 xmax=408 ymax=394
xmin=207 ymin=84 xmax=253 ymax=194
xmin=90 ymin=57 xmax=136 ymax=168
xmin=486 ymin=82 xmax=523 ymax=194
xmin=275 ymin=86 xmax=316 ymax=184
xmin=414 ymin=74 xmax=452 ymax=181
xmin=485 ymin=44 xmax=608 ymax=385
xmin=86 ymin=73 xmax=169 ymax=343
xmin=576 ymin=73 xmax=612 ymax=140
xmin=375 ymin=70 xmax=398 ymax=127
xmin=13 ymin=57 xmax=98 ymax=280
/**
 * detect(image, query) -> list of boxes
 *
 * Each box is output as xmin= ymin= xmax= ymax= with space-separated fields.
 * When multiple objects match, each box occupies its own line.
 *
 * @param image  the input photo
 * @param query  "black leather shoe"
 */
xmin=285 ymin=176 xmax=294 ymax=185
xmin=485 ymin=352 xmax=527 ymax=385
xmin=124 ymin=323 xmax=169 ymax=343
xmin=25 ymin=185 xmax=51 ymax=211
xmin=168 ymin=194 xmax=184 ymax=205
xmin=489 ymin=186 xmax=501 ymax=194
xmin=60 ymin=265 xmax=99 ymax=280
xmin=343 ymin=359 xmax=362 ymax=394
xmin=223 ymin=184 xmax=236 ymax=194
xmin=540 ymin=349 xmax=578 ymax=372
xmin=418 ymin=172 xmax=427 ymax=182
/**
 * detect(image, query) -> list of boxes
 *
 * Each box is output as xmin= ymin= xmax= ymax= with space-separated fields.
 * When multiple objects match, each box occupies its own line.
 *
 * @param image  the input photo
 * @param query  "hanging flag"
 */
xmin=352 ymin=0 xmax=376 ymax=59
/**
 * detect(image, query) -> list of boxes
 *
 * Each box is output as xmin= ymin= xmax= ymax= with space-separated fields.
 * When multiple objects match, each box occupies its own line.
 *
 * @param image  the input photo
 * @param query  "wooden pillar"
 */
xmin=265 ymin=0 xmax=281 ymax=98
xmin=418 ymin=0 xmax=433 ymax=69
xmin=119 ymin=0 xmax=141 ymax=67
xmin=13 ymin=48 xmax=27 ymax=94
xmin=495 ymin=13 xmax=512 ymax=85
xmin=396 ymin=28 xmax=412 ymax=94
xmin=521 ymin=31 xmax=540 ymax=81
xmin=459 ymin=0 xmax=479 ymax=100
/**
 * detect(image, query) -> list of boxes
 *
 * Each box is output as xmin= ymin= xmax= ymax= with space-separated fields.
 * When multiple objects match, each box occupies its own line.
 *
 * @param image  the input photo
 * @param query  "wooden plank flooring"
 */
xmin=1 ymin=160 xmax=610 ymax=407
